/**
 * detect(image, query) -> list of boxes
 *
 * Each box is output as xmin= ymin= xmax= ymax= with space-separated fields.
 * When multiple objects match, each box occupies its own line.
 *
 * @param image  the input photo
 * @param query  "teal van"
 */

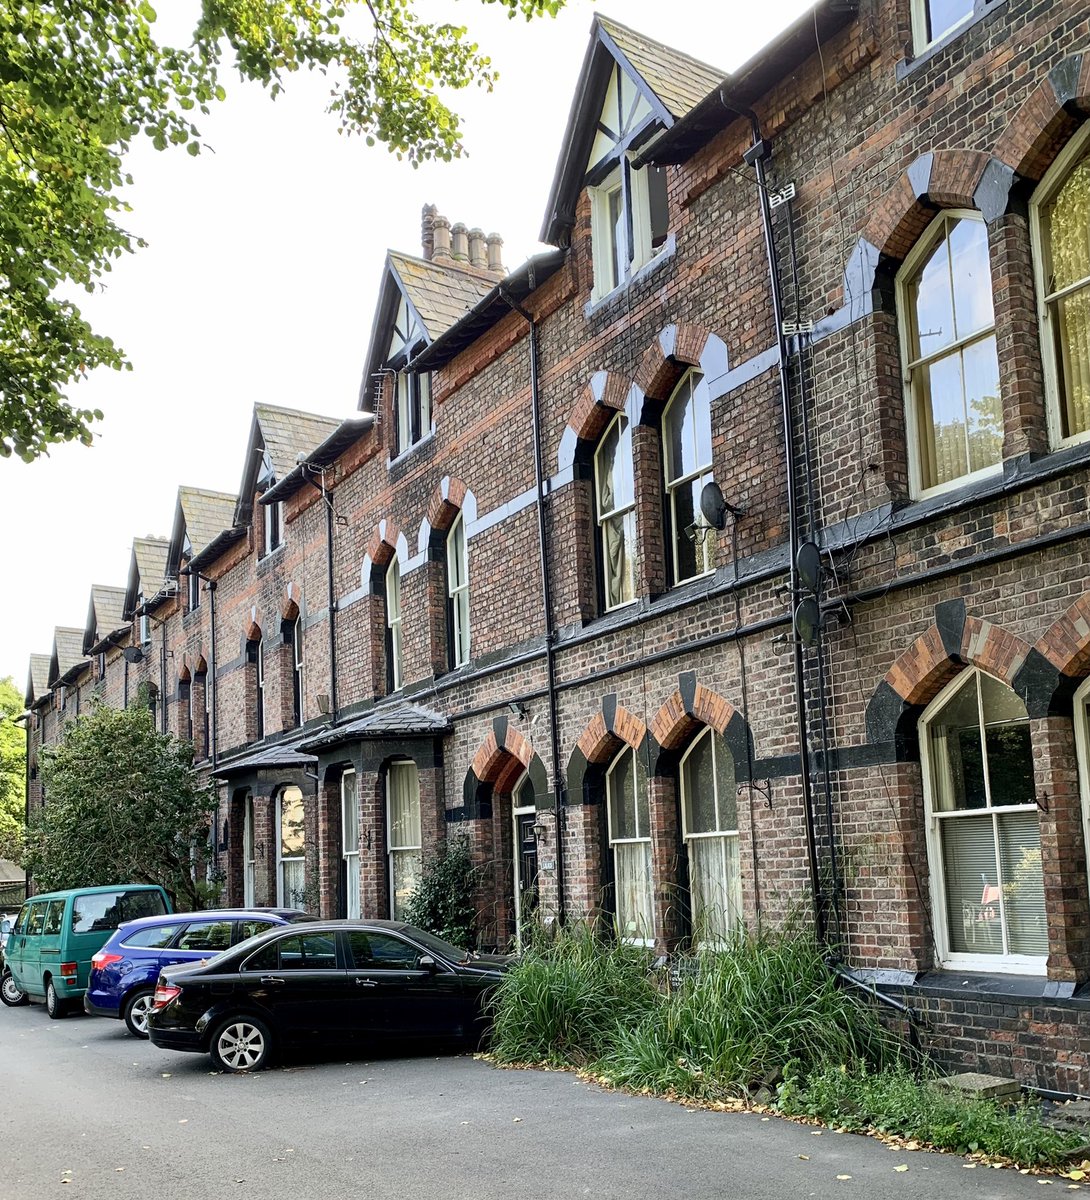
xmin=1 ymin=885 xmax=171 ymax=1017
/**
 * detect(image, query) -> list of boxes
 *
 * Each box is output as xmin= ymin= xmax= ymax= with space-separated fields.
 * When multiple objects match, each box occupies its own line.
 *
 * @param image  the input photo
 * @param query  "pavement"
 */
xmin=0 ymin=1000 xmax=1076 ymax=1199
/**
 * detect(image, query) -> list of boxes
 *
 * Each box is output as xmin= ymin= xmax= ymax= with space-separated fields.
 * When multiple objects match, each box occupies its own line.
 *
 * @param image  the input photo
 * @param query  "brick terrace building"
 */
xmin=24 ymin=0 xmax=1090 ymax=1093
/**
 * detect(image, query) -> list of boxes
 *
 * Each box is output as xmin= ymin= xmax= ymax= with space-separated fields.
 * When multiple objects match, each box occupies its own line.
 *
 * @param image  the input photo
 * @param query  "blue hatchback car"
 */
xmin=84 ymin=909 xmax=312 ymax=1037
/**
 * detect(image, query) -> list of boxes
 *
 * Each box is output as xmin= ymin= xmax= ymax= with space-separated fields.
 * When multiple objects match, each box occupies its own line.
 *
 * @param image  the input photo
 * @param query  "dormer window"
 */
xmin=187 ymin=569 xmax=201 ymax=613
xmin=587 ymin=62 xmax=670 ymax=301
xmin=137 ymin=593 xmax=151 ymax=647
xmin=259 ymin=451 xmax=284 ymax=555
xmin=387 ymin=295 xmax=432 ymax=456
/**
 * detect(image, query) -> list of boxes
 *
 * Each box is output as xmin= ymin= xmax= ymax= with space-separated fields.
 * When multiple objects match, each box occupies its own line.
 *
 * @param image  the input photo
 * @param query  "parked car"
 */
xmin=0 ymin=912 xmax=17 ymax=953
xmin=1 ymin=884 xmax=171 ymax=1016
xmin=84 ymin=908 xmax=314 ymax=1037
xmin=148 ymin=919 xmax=512 ymax=1072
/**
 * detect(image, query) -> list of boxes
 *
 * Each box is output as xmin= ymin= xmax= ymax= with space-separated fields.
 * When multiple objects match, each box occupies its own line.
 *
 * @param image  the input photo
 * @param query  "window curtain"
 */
xmin=388 ymin=764 xmax=422 ymax=920
xmin=1045 ymin=154 xmax=1090 ymax=439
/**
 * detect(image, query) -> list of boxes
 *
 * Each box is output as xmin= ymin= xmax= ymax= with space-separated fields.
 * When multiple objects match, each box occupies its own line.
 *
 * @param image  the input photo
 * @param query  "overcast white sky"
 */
xmin=0 ymin=0 xmax=815 ymax=691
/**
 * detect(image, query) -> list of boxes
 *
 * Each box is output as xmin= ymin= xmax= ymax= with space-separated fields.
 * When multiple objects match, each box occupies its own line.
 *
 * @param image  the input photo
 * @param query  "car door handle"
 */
xmin=259 ymin=976 xmax=285 ymax=985
xmin=354 ymin=978 xmax=377 ymax=987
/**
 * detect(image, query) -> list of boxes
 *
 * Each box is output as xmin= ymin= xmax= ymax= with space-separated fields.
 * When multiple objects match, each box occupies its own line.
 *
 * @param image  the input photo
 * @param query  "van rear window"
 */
xmin=71 ymin=890 xmax=167 ymax=933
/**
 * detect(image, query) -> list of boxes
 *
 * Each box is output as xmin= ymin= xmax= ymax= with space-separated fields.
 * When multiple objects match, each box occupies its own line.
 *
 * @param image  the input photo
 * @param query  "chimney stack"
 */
xmin=468 ymin=228 xmax=487 ymax=270
xmin=431 ymin=214 xmax=452 ymax=264
xmin=450 ymin=222 xmax=469 ymax=263
xmin=486 ymin=233 xmax=504 ymax=277
xmin=421 ymin=203 xmax=438 ymax=261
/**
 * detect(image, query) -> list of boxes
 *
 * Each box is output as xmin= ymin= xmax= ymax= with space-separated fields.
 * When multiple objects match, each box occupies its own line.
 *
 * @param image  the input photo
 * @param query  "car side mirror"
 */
xmin=417 ymin=954 xmax=438 ymax=973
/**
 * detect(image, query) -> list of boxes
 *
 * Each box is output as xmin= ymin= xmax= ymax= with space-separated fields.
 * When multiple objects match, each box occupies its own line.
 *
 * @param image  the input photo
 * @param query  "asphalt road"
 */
xmin=0 ymin=1001 xmax=1068 ymax=1199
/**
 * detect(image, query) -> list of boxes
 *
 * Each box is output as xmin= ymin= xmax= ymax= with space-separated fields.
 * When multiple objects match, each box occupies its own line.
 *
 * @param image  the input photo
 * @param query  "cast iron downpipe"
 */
xmin=719 ymin=89 xmax=826 ymax=945
xmin=500 ymin=278 xmax=567 ymax=923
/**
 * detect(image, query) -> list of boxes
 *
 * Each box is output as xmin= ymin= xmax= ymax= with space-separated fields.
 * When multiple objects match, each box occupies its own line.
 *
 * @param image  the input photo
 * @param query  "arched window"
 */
xmin=243 ymin=793 xmax=256 ymax=907
xmin=386 ymin=558 xmax=404 ymax=691
xmin=276 ymin=785 xmax=305 ymax=908
xmin=342 ymin=770 xmax=360 ymax=919
xmin=387 ymin=762 xmax=422 ymax=920
xmin=680 ymin=728 xmax=741 ymax=945
xmin=594 ymin=412 xmax=636 ymax=610
xmin=1032 ymin=126 xmax=1090 ymax=446
xmin=606 ymin=745 xmax=652 ymax=944
xmin=254 ymin=638 xmax=265 ymax=740
xmin=921 ymin=669 xmax=1046 ymax=970
xmin=447 ymin=514 xmax=470 ymax=669
xmin=291 ymin=619 xmax=304 ymax=727
xmin=897 ymin=212 xmax=1002 ymax=496
xmin=663 ymin=369 xmax=715 ymax=583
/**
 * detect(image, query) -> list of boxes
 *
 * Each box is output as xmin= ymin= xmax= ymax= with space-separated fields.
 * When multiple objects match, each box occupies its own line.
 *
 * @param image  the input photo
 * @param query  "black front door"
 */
xmin=515 ymin=811 xmax=539 ymax=929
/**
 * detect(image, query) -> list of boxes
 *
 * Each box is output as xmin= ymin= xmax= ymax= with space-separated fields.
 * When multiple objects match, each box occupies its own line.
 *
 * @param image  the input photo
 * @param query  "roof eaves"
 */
xmin=633 ymin=1 xmax=858 ymax=168
xmin=187 ymin=525 xmax=248 ymax=573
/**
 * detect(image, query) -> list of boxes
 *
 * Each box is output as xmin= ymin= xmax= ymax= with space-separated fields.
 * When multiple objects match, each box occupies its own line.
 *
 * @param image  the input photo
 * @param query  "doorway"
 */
xmin=512 ymin=775 xmax=538 ymax=946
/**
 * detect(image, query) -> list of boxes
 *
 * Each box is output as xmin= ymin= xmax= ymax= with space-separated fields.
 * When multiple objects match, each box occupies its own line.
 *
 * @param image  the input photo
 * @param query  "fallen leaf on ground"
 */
xmin=894 ymin=1165 xmax=908 ymax=1173
xmin=836 ymin=1175 xmax=852 ymax=1181
xmin=798 ymin=1154 xmax=809 ymax=1160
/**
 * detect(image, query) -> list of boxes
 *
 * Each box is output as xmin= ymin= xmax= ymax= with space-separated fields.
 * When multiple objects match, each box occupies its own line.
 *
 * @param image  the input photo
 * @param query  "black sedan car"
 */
xmin=147 ymin=919 xmax=512 ymax=1072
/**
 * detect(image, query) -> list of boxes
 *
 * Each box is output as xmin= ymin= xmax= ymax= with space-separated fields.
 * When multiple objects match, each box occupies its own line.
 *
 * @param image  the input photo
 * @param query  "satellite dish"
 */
xmin=796 ymin=541 xmax=822 ymax=596
xmin=793 ymin=598 xmax=822 ymax=648
xmin=700 ymin=481 xmax=728 ymax=531
xmin=122 ymin=646 xmax=144 ymax=665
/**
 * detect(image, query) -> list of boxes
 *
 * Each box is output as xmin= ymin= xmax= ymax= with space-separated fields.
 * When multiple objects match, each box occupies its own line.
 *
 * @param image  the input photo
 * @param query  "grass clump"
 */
xmin=595 ymin=929 xmax=900 ymax=1100
xmin=488 ymin=925 xmax=657 ymax=1066
xmin=777 ymin=1063 xmax=1084 ymax=1168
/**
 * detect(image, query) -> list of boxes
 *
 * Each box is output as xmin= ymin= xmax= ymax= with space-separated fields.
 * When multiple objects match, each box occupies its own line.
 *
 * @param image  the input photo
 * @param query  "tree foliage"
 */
xmin=25 ymin=701 xmax=217 ymax=908
xmin=403 ymin=835 xmax=480 ymax=948
xmin=0 ymin=677 xmax=26 ymax=862
xmin=0 ymin=0 xmax=562 ymax=461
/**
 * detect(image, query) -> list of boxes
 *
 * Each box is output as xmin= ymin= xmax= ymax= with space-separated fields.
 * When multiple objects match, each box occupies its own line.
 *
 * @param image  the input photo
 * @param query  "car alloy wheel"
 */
xmin=0 ymin=968 xmax=28 ymax=1007
xmin=123 ymin=988 xmax=155 ymax=1038
xmin=45 ymin=978 xmax=67 ymax=1020
xmin=211 ymin=1017 xmax=271 ymax=1073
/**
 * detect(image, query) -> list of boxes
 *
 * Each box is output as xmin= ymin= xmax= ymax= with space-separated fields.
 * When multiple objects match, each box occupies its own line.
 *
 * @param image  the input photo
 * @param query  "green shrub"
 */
xmin=403 ymin=835 xmax=479 ymax=948
xmin=488 ymin=925 xmax=658 ymax=1066
xmin=595 ymin=929 xmax=901 ymax=1099
xmin=777 ymin=1063 xmax=1083 ymax=1167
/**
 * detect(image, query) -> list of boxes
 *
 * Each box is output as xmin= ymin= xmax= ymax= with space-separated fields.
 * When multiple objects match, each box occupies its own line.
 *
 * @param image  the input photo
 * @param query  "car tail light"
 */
xmin=91 ymin=952 xmax=123 ymax=972
xmin=152 ymin=983 xmax=181 ymax=1009
xmin=59 ymin=962 xmax=78 ymax=982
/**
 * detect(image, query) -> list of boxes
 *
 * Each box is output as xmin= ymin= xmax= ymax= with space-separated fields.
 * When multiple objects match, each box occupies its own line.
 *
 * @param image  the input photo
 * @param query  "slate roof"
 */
xmin=85 ymin=584 xmax=127 ymax=653
xmin=302 ymin=702 xmax=452 ymax=751
xmin=256 ymin=404 xmax=342 ymax=482
xmin=26 ymin=654 xmax=51 ymax=706
xmin=213 ymin=741 xmax=318 ymax=779
xmin=388 ymin=252 xmax=497 ymax=342
xmin=180 ymin=487 xmax=236 ymax=557
xmin=134 ymin=537 xmax=170 ymax=594
xmin=49 ymin=627 xmax=88 ymax=687
xmin=598 ymin=16 xmax=725 ymax=121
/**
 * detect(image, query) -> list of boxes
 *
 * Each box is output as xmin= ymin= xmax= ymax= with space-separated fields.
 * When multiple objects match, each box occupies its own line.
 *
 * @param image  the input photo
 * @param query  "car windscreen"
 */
xmin=71 ymin=890 xmax=167 ymax=933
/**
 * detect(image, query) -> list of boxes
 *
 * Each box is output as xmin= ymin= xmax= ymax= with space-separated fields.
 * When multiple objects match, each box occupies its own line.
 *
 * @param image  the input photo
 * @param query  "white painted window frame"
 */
xmin=593 ymin=411 xmax=637 ymax=612
xmin=276 ymin=785 xmax=306 ymax=909
xmin=1030 ymin=122 xmax=1090 ymax=452
xmin=919 ymin=667 xmax=1046 ymax=975
xmin=910 ymin=0 xmax=975 ymax=55
xmin=606 ymin=744 xmax=653 ymax=947
xmin=342 ymin=769 xmax=360 ymax=920
xmin=387 ymin=761 xmax=422 ymax=921
xmin=447 ymin=513 xmax=470 ymax=669
xmin=663 ymin=368 xmax=715 ymax=584
xmin=679 ymin=727 xmax=740 ymax=947
xmin=386 ymin=557 xmax=404 ymax=691
xmin=895 ymin=209 xmax=1003 ymax=499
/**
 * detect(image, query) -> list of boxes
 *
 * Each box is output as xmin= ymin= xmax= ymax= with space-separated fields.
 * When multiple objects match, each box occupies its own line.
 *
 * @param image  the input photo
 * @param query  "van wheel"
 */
xmin=123 ymin=987 xmax=155 ymax=1038
xmin=210 ymin=1015 xmax=272 ymax=1073
xmin=45 ymin=978 xmax=67 ymax=1020
xmin=0 ymin=968 xmax=28 ymax=1007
